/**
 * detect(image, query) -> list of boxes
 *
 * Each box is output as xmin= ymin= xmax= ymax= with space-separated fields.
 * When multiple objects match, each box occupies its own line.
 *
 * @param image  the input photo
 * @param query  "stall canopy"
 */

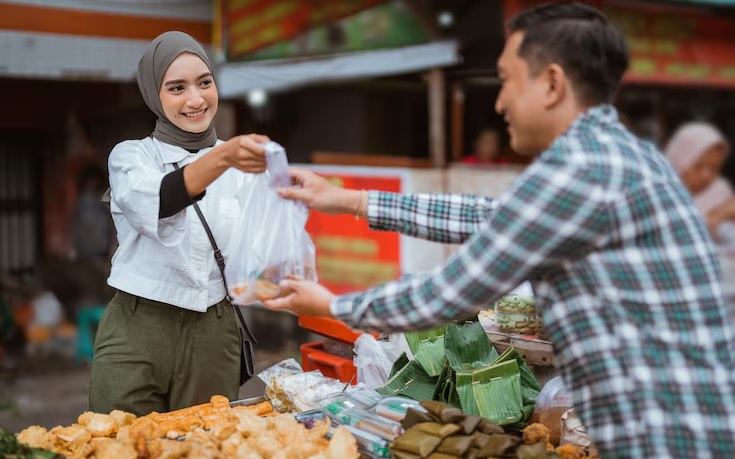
xmin=504 ymin=0 xmax=735 ymax=88
xmin=215 ymin=0 xmax=462 ymax=97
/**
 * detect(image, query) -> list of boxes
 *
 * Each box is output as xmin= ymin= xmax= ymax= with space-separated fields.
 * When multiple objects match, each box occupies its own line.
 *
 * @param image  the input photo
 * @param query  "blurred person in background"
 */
xmin=461 ymin=127 xmax=509 ymax=165
xmin=265 ymin=3 xmax=735 ymax=458
xmin=665 ymin=121 xmax=735 ymax=301
xmin=73 ymin=163 xmax=113 ymax=262
xmin=90 ymin=31 xmax=267 ymax=416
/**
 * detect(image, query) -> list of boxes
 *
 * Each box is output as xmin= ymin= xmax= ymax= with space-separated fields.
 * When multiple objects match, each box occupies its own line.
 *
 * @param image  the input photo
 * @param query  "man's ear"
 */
xmin=543 ymin=63 xmax=567 ymax=109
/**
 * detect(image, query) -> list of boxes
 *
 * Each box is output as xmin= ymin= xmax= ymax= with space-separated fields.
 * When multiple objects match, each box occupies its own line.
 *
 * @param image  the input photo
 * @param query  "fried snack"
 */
xmin=86 ymin=413 xmax=117 ymax=437
xmin=77 ymin=411 xmax=95 ymax=427
xmin=523 ymin=423 xmax=551 ymax=445
xmin=236 ymin=411 xmax=269 ymax=437
xmin=248 ymin=432 xmax=282 ymax=458
xmin=129 ymin=416 xmax=162 ymax=441
xmin=210 ymin=394 xmax=230 ymax=410
xmin=154 ymin=439 xmax=191 ymax=459
xmin=327 ymin=426 xmax=359 ymax=459
xmin=255 ymin=279 xmax=281 ymax=300
xmin=51 ymin=424 xmax=91 ymax=456
xmin=556 ymin=443 xmax=587 ymax=459
xmin=17 ymin=425 xmax=59 ymax=452
xmin=236 ymin=400 xmax=273 ymax=416
xmin=211 ymin=421 xmax=237 ymax=442
xmin=221 ymin=433 xmax=246 ymax=457
xmin=177 ymin=415 xmax=205 ymax=432
xmin=109 ymin=409 xmax=136 ymax=428
xmin=94 ymin=438 xmax=137 ymax=459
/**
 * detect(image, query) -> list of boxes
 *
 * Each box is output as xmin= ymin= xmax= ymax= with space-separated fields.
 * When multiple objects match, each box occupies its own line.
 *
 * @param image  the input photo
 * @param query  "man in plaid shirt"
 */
xmin=266 ymin=3 xmax=735 ymax=457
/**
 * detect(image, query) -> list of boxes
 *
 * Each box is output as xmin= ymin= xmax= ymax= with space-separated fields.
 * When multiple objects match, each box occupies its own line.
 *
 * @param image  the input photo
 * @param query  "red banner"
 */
xmin=305 ymin=174 xmax=401 ymax=295
xmin=503 ymin=0 xmax=735 ymax=88
xmin=223 ymin=0 xmax=388 ymax=60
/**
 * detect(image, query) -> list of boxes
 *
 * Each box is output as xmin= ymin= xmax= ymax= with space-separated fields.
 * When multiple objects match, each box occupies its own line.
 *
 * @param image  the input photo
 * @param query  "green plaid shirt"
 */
xmin=331 ymin=105 xmax=735 ymax=458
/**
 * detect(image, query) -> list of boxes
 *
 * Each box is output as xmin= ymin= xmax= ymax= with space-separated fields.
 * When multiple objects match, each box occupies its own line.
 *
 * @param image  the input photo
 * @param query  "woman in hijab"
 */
xmin=90 ymin=31 xmax=268 ymax=415
xmin=665 ymin=121 xmax=735 ymax=301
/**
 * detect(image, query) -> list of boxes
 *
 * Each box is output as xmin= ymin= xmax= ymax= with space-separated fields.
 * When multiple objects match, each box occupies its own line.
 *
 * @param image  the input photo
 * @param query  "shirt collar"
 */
xmin=567 ymin=104 xmax=619 ymax=134
xmin=151 ymin=137 xmax=209 ymax=165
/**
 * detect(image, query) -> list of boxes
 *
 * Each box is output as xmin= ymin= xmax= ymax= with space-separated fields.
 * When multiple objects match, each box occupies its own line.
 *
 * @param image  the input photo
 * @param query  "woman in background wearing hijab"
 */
xmin=89 ymin=31 xmax=268 ymax=415
xmin=665 ymin=121 xmax=735 ymax=302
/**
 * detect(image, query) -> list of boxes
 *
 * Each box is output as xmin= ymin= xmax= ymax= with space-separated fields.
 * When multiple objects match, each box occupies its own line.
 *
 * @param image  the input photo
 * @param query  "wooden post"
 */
xmin=451 ymin=81 xmax=465 ymax=162
xmin=427 ymin=68 xmax=447 ymax=168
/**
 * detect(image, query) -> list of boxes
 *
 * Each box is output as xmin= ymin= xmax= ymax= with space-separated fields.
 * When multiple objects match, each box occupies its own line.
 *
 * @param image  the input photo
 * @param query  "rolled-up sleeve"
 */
xmin=108 ymin=140 xmax=186 ymax=246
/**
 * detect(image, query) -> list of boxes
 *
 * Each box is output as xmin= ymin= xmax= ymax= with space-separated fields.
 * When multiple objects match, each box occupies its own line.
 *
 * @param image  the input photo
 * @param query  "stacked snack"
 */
xmin=495 ymin=295 xmax=538 ymax=335
xmin=391 ymin=400 xmax=561 ymax=458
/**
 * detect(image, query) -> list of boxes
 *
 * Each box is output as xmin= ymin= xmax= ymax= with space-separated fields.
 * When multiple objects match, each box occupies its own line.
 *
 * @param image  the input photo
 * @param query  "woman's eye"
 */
xmin=200 ymin=79 xmax=213 ymax=87
xmin=169 ymin=85 xmax=184 ymax=92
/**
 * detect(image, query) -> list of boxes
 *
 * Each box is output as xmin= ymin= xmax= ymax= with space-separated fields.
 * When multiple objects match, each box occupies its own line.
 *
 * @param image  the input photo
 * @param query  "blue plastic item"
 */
xmin=75 ymin=306 xmax=105 ymax=364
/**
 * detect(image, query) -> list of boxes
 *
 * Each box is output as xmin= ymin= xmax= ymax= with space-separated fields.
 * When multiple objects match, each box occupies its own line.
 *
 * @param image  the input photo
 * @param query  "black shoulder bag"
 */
xmin=173 ymin=163 xmax=256 ymax=386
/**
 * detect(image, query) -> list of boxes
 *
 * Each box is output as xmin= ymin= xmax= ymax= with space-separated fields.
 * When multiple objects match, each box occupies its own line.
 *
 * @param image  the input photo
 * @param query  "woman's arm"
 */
xmin=183 ymin=134 xmax=268 ymax=197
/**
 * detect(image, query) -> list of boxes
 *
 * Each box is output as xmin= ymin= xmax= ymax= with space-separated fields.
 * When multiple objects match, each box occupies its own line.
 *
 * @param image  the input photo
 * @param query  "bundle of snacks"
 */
xmin=258 ymin=359 xmax=368 ymax=413
xmin=495 ymin=295 xmax=538 ymax=335
xmin=16 ymin=395 xmax=359 ymax=459
xmin=391 ymin=400 xmax=560 ymax=459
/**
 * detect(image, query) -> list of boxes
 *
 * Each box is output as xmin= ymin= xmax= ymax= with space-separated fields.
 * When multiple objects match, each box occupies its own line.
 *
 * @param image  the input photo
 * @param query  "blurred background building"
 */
xmin=1 ymin=0 xmax=734 ymax=431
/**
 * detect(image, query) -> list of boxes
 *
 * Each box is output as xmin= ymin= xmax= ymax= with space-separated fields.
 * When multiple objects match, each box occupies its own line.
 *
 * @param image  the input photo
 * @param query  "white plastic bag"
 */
xmin=531 ymin=376 xmax=574 ymax=446
xmin=225 ymin=141 xmax=317 ymax=305
xmin=353 ymin=334 xmax=402 ymax=389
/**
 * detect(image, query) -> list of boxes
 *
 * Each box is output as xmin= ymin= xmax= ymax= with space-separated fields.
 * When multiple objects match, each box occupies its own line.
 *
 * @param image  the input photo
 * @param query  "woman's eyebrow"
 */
xmin=163 ymin=73 xmax=212 ymax=86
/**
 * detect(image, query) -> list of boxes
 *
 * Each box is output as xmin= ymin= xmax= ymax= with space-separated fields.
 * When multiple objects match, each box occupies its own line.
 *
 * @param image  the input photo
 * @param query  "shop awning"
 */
xmin=216 ymin=40 xmax=461 ymax=98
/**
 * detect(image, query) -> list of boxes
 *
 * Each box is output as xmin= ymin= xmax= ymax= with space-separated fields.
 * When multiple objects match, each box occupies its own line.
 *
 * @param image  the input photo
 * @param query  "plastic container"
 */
xmin=346 ymin=389 xmax=384 ymax=409
xmin=321 ymin=406 xmax=402 ymax=441
xmin=344 ymin=425 xmax=392 ymax=458
xmin=373 ymin=396 xmax=425 ymax=423
xmin=495 ymin=294 xmax=538 ymax=335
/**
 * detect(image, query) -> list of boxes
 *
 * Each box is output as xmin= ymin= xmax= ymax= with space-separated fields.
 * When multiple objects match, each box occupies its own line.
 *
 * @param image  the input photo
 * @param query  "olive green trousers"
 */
xmin=89 ymin=291 xmax=241 ymax=416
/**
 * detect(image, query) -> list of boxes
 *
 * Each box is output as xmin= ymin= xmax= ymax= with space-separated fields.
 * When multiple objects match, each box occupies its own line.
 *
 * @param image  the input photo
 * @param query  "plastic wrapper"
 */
xmin=258 ymin=359 xmax=368 ymax=413
xmin=225 ymin=141 xmax=316 ymax=305
xmin=353 ymin=333 xmax=402 ymax=389
xmin=495 ymin=294 xmax=538 ymax=334
xmin=560 ymin=408 xmax=599 ymax=458
xmin=530 ymin=376 xmax=573 ymax=446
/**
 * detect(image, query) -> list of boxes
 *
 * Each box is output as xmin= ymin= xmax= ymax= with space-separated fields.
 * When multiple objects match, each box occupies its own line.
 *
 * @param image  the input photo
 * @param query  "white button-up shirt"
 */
xmin=107 ymin=137 xmax=251 ymax=312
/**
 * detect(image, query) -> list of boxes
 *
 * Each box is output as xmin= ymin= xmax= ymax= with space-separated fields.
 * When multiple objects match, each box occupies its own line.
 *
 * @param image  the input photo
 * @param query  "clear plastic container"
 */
xmin=373 ymin=396 xmax=424 ymax=423
xmin=495 ymin=294 xmax=538 ymax=334
xmin=321 ymin=405 xmax=402 ymax=441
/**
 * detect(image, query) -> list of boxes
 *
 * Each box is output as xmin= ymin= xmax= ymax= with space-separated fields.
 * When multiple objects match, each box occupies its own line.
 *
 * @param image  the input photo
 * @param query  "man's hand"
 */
xmin=277 ymin=168 xmax=365 ymax=216
xmin=263 ymin=279 xmax=336 ymax=318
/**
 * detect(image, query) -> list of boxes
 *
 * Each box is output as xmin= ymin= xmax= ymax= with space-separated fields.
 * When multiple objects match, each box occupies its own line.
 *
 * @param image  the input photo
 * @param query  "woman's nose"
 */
xmin=187 ymin=89 xmax=204 ymax=107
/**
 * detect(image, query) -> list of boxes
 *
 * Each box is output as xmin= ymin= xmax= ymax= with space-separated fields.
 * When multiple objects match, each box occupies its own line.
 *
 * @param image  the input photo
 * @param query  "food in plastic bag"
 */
xmin=225 ymin=141 xmax=317 ymax=304
xmin=353 ymin=334 xmax=402 ymax=389
xmin=258 ymin=359 xmax=368 ymax=412
xmin=531 ymin=376 xmax=573 ymax=446
xmin=559 ymin=408 xmax=599 ymax=458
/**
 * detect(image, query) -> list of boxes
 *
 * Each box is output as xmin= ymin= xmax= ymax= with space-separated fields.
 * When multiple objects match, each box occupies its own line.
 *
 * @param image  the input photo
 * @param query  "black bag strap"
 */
xmin=172 ymin=163 xmax=256 ymax=343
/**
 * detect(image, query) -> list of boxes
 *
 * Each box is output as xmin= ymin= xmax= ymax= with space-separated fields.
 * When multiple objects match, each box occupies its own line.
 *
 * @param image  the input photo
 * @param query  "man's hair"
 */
xmin=507 ymin=2 xmax=629 ymax=105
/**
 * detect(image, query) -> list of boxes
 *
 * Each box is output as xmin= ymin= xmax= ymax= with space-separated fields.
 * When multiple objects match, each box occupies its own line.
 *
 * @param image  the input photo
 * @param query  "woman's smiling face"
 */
xmin=159 ymin=52 xmax=218 ymax=133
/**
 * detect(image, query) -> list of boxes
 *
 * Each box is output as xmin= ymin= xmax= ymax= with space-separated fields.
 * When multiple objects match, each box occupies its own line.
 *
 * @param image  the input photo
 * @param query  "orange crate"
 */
xmin=300 ymin=340 xmax=356 ymax=384
xmin=298 ymin=316 xmax=377 ymax=344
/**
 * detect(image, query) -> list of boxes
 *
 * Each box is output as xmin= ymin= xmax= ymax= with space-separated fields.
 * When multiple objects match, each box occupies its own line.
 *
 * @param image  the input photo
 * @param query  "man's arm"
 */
xmin=366 ymin=192 xmax=494 ymax=244
xmin=332 ymin=153 xmax=613 ymax=332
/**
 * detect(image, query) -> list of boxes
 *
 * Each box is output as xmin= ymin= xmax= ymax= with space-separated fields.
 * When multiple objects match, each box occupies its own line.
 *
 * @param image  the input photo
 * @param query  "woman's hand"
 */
xmin=277 ymin=168 xmax=366 ymax=216
xmin=218 ymin=134 xmax=269 ymax=173
xmin=262 ymin=279 xmax=335 ymax=318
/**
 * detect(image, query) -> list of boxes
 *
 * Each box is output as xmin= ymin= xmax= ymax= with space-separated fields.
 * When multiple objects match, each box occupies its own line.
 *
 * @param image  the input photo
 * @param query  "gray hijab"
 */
xmin=137 ymin=31 xmax=217 ymax=150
